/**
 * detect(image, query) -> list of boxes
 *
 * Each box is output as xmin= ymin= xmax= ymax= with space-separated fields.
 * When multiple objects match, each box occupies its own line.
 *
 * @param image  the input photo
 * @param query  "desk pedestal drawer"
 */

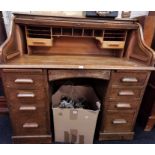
xmin=2 ymin=69 xmax=45 ymax=89
xmin=105 ymin=101 xmax=140 ymax=110
xmin=6 ymin=89 xmax=47 ymax=104
xmin=10 ymin=107 xmax=50 ymax=135
xmin=111 ymin=71 xmax=149 ymax=86
xmin=108 ymin=87 xmax=142 ymax=101
xmin=103 ymin=111 xmax=135 ymax=132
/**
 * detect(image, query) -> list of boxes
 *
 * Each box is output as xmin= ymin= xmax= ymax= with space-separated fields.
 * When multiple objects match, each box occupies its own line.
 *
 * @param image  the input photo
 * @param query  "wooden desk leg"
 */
xmin=144 ymin=116 xmax=155 ymax=131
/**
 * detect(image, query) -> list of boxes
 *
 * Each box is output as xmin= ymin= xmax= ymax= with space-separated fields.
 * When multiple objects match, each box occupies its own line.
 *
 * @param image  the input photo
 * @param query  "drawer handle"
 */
xmin=33 ymin=42 xmax=45 ymax=45
xmin=112 ymin=119 xmax=127 ymax=124
xmin=116 ymin=103 xmax=131 ymax=108
xmin=15 ymin=79 xmax=34 ymax=84
xmin=23 ymin=123 xmax=39 ymax=128
xmin=121 ymin=77 xmax=138 ymax=83
xmin=108 ymin=44 xmax=119 ymax=47
xmin=76 ymin=23 xmax=81 ymax=26
xmin=19 ymin=106 xmax=36 ymax=111
xmin=118 ymin=90 xmax=134 ymax=96
xmin=17 ymin=92 xmax=35 ymax=98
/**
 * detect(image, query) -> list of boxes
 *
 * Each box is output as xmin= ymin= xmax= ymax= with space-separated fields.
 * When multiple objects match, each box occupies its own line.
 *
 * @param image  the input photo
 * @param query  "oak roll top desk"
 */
xmin=0 ymin=13 xmax=154 ymax=143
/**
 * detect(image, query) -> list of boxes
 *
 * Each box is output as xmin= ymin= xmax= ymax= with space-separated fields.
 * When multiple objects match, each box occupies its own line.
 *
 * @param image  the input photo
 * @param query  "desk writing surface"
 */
xmin=0 ymin=55 xmax=153 ymax=70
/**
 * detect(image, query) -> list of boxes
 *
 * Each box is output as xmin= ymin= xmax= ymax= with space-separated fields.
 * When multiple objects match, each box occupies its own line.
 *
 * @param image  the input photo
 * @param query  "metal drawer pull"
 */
xmin=118 ymin=90 xmax=134 ymax=96
xmin=121 ymin=77 xmax=138 ymax=83
xmin=108 ymin=43 xmax=119 ymax=47
xmin=23 ymin=123 xmax=39 ymax=128
xmin=33 ymin=42 xmax=45 ymax=45
xmin=15 ymin=79 xmax=34 ymax=84
xmin=116 ymin=103 xmax=131 ymax=108
xmin=17 ymin=92 xmax=35 ymax=98
xmin=19 ymin=106 xmax=36 ymax=111
xmin=112 ymin=119 xmax=127 ymax=124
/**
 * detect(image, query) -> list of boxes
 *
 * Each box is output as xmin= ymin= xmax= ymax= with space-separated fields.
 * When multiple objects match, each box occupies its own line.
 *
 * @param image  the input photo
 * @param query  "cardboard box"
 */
xmin=52 ymin=85 xmax=100 ymax=144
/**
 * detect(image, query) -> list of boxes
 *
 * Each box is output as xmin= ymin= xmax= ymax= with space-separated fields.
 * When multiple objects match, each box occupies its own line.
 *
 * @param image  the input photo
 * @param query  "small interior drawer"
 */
xmin=111 ymin=71 xmax=149 ymax=86
xmin=101 ymin=41 xmax=125 ymax=49
xmin=103 ymin=111 xmax=135 ymax=132
xmin=27 ymin=38 xmax=52 ymax=47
